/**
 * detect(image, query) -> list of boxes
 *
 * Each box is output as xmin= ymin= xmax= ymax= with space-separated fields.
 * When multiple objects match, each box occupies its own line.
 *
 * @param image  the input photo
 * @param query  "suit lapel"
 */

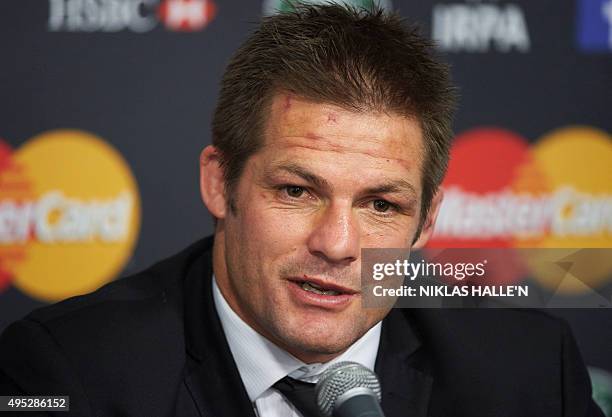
xmin=182 ymin=242 xmax=257 ymax=417
xmin=375 ymin=309 xmax=434 ymax=417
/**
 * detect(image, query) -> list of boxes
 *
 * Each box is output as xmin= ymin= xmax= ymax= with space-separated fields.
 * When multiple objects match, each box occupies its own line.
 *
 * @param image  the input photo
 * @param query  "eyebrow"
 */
xmin=363 ymin=182 xmax=418 ymax=201
xmin=264 ymin=162 xmax=418 ymax=201
xmin=265 ymin=162 xmax=332 ymax=190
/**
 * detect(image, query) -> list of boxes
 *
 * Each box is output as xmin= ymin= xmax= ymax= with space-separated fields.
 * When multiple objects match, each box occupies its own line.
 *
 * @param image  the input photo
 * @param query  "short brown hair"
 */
xmin=212 ymin=2 xmax=456 ymax=238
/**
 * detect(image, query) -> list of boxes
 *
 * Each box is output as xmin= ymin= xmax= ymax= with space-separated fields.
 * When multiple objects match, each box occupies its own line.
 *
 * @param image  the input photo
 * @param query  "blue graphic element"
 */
xmin=577 ymin=0 xmax=612 ymax=52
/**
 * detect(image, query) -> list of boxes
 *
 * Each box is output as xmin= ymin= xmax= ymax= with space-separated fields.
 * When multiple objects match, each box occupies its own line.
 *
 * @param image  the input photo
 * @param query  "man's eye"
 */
xmin=373 ymin=199 xmax=392 ymax=213
xmin=285 ymin=186 xmax=305 ymax=198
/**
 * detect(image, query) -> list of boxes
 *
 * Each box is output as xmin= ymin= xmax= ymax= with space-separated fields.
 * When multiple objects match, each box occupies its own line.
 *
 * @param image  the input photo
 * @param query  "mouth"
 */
xmin=286 ymin=275 xmax=359 ymax=308
xmin=293 ymin=276 xmax=358 ymax=295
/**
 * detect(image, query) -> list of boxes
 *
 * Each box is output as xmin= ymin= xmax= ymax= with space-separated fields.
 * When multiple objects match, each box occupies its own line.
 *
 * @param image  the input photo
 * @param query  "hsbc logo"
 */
xmin=48 ymin=0 xmax=217 ymax=33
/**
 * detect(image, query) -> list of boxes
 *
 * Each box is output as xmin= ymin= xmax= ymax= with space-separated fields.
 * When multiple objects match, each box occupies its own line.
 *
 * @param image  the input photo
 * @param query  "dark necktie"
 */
xmin=273 ymin=376 xmax=321 ymax=417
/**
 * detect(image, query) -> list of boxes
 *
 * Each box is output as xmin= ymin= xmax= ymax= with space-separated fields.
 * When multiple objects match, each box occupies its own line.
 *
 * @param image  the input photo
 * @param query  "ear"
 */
xmin=411 ymin=188 xmax=444 ymax=249
xmin=200 ymin=145 xmax=227 ymax=219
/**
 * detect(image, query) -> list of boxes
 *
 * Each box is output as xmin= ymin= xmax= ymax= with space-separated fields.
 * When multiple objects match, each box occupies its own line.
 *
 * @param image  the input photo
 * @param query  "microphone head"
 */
xmin=315 ymin=361 xmax=382 ymax=417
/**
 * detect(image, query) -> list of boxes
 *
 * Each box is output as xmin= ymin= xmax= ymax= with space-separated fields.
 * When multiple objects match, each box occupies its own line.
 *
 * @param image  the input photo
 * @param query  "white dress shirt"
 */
xmin=212 ymin=276 xmax=382 ymax=417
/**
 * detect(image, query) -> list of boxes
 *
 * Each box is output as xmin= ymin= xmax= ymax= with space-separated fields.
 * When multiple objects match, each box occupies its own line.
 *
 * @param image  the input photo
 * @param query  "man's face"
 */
xmin=206 ymin=94 xmax=439 ymax=363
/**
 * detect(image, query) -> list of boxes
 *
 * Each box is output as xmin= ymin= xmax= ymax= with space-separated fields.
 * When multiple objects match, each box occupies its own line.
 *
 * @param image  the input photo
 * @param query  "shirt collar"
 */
xmin=212 ymin=275 xmax=382 ymax=401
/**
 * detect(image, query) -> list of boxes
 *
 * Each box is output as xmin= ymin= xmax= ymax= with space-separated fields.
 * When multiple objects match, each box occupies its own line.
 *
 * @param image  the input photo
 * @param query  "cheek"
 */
xmin=239 ymin=194 xmax=313 ymax=243
xmin=361 ymin=223 xmax=416 ymax=249
xmin=228 ymin=198 xmax=311 ymax=275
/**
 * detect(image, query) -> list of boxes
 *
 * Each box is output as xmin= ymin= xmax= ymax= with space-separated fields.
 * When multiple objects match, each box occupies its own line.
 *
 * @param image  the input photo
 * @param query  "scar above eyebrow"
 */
xmin=304 ymin=132 xmax=322 ymax=141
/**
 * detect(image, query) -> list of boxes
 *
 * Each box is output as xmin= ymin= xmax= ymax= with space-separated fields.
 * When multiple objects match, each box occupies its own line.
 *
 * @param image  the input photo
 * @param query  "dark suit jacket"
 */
xmin=0 ymin=236 xmax=604 ymax=417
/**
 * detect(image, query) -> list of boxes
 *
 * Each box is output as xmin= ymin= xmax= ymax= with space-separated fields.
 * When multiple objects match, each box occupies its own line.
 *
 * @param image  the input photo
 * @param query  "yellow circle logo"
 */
xmin=530 ymin=126 xmax=612 ymax=248
xmin=0 ymin=129 xmax=141 ymax=301
xmin=525 ymin=126 xmax=612 ymax=293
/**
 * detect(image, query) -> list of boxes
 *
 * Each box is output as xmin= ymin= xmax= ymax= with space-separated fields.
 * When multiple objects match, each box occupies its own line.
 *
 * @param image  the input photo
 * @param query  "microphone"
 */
xmin=315 ymin=361 xmax=386 ymax=417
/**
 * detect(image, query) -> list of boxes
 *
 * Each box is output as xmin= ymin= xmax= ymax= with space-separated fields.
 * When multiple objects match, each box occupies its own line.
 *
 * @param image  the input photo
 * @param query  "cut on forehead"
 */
xmin=268 ymin=92 xmax=423 ymax=134
xmin=262 ymin=92 xmax=426 ymax=169
xmin=270 ymin=91 xmax=422 ymax=123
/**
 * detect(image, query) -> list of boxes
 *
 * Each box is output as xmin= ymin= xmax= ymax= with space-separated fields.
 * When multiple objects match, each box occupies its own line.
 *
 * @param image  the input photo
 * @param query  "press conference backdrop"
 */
xmin=1 ymin=0 xmax=611 ymax=410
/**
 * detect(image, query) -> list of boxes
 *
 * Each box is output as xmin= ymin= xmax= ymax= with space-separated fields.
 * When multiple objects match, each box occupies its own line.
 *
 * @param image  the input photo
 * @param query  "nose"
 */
xmin=306 ymin=202 xmax=360 ymax=265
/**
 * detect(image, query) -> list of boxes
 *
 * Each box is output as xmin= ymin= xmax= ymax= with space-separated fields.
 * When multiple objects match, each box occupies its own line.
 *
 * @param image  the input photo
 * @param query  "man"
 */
xmin=0 ymin=3 xmax=604 ymax=417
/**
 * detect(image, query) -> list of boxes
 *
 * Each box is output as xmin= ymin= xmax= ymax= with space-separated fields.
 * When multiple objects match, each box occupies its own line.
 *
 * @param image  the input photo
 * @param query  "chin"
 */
xmin=274 ymin=318 xmax=361 ymax=357
xmin=284 ymin=334 xmax=350 ymax=358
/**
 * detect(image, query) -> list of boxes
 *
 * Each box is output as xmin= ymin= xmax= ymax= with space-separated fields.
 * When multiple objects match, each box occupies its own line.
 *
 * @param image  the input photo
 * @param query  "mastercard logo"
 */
xmin=428 ymin=125 xmax=612 ymax=293
xmin=431 ymin=125 xmax=612 ymax=247
xmin=0 ymin=129 xmax=141 ymax=302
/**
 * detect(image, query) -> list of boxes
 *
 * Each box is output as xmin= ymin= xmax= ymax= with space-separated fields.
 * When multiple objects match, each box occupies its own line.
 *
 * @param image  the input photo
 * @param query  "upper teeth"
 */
xmin=301 ymin=281 xmax=340 ymax=296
